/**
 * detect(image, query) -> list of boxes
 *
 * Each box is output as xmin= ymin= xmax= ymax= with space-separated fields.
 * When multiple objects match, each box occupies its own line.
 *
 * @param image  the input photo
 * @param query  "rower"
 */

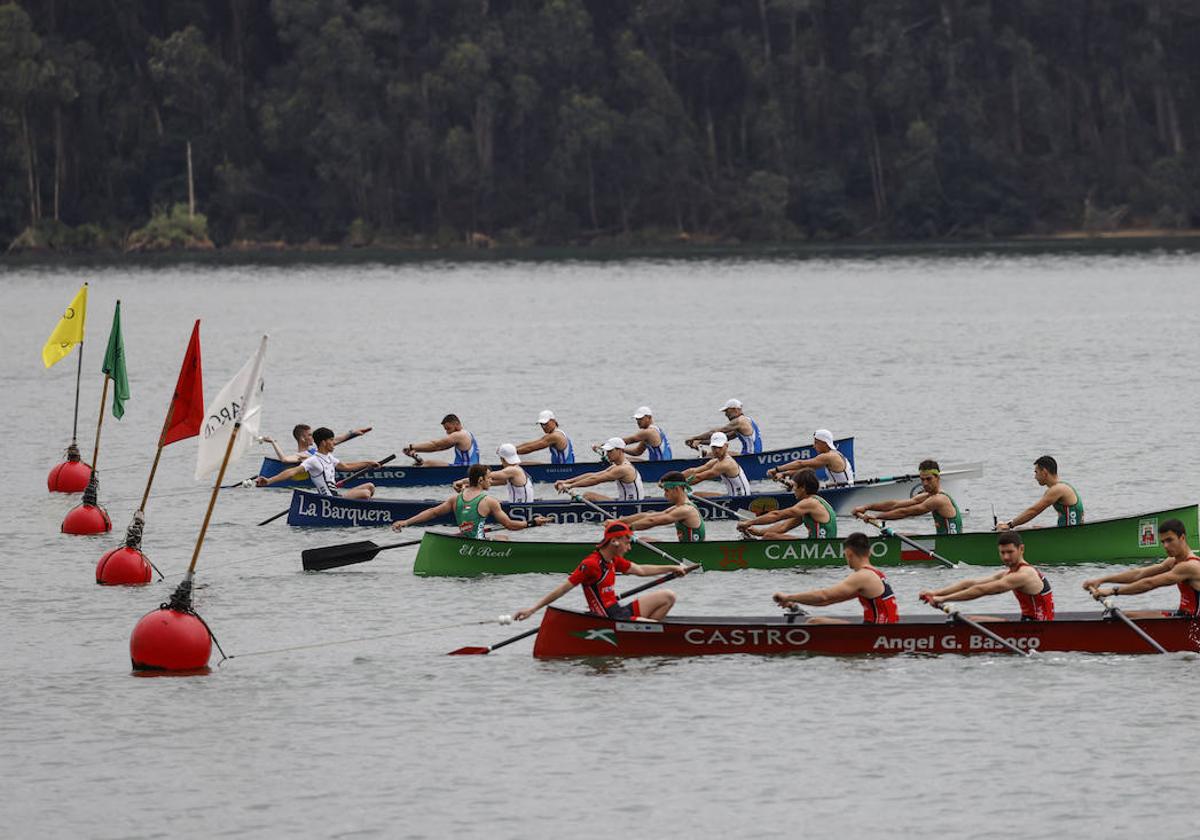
xmin=852 ymin=459 xmax=962 ymax=534
xmin=261 ymin=423 xmax=372 ymax=464
xmin=918 ymin=531 xmax=1055 ymax=620
xmin=392 ymin=464 xmax=548 ymax=539
xmin=772 ymin=532 xmax=897 ymax=624
xmin=620 ymin=406 xmax=673 ymax=461
xmin=512 ymin=521 xmax=689 ymax=623
xmin=737 ymin=468 xmax=835 ymax=540
xmin=681 ymin=432 xmax=751 ymax=497
xmin=1084 ymin=518 xmax=1200 ymax=618
xmin=255 ymin=427 xmax=379 ymax=499
xmin=555 ymin=438 xmax=644 ymax=501
xmin=767 ymin=429 xmax=853 ymax=486
xmin=616 ymin=471 xmax=706 ymax=542
xmin=404 ymin=414 xmax=479 ymax=466
xmin=996 ymin=455 xmax=1083 ymax=530
xmin=457 ymin=444 xmax=534 ymax=503
xmin=684 ymin=398 xmax=763 ymax=454
xmin=514 ymin=409 xmax=575 ymax=464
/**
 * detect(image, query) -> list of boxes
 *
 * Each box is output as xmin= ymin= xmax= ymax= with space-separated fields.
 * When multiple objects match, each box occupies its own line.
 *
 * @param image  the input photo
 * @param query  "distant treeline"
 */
xmin=2 ymin=0 xmax=1198 ymax=250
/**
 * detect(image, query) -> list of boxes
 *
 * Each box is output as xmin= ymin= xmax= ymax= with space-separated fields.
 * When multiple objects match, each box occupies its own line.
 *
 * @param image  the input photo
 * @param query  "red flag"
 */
xmin=162 ymin=320 xmax=204 ymax=446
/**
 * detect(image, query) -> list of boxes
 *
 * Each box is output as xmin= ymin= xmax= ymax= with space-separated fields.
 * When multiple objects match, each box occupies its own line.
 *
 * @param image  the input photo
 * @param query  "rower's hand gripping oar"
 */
xmin=256 ymin=454 xmax=395 ymax=526
xmin=856 ymin=513 xmax=956 ymax=569
xmin=1088 ymin=589 xmax=1168 ymax=654
xmin=925 ymin=599 xmax=1033 ymax=657
xmin=301 ymin=524 xmax=503 ymax=572
xmin=565 ymin=489 xmax=704 ymax=574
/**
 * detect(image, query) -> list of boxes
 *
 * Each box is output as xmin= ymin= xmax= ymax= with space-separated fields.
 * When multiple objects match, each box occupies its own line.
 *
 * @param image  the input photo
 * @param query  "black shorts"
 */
xmin=605 ymin=603 xmax=635 ymax=620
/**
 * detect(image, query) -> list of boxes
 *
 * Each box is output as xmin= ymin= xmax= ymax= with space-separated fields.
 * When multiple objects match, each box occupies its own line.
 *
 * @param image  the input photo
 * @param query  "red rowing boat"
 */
xmin=531 ymin=607 xmax=1200 ymax=658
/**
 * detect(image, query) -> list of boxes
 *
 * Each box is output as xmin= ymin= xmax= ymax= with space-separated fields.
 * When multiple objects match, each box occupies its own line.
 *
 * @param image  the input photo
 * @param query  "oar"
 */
xmin=447 ymin=559 xmax=695 ymax=656
xmin=1090 ymin=590 xmax=1167 ymax=654
xmin=928 ymin=600 xmax=1032 ymax=657
xmin=688 ymin=493 xmax=752 ymax=521
xmin=567 ymin=490 xmax=704 ymax=572
xmin=301 ymin=524 xmax=500 ymax=572
xmin=856 ymin=513 xmax=956 ymax=569
xmin=256 ymin=454 xmax=395 ymax=526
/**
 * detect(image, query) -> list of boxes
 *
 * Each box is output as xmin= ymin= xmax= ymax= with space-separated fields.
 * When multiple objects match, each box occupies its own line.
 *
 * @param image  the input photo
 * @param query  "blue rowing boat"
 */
xmin=257 ymin=438 xmax=855 ymax=489
xmin=282 ymin=463 xmax=982 ymax=527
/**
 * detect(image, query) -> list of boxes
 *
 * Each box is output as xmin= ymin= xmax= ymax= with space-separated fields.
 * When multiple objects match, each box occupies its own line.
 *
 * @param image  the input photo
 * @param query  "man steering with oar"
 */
xmin=512 ymin=521 xmax=691 ymax=622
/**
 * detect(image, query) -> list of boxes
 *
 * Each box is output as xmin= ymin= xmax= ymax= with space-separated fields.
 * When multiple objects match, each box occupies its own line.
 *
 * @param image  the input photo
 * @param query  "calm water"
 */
xmin=3 ymin=247 xmax=1198 ymax=839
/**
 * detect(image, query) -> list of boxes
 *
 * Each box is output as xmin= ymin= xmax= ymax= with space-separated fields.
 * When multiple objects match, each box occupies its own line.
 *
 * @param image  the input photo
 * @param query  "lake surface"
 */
xmin=3 ymin=244 xmax=1198 ymax=838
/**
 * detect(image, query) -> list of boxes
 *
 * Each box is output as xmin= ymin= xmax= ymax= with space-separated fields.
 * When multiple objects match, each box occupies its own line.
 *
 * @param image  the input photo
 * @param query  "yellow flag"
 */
xmin=42 ymin=283 xmax=88 ymax=368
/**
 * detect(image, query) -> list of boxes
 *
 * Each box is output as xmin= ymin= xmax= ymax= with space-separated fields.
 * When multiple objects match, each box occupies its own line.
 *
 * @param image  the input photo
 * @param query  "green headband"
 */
xmin=919 ymin=469 xmax=940 ymax=476
xmin=661 ymin=479 xmax=691 ymax=489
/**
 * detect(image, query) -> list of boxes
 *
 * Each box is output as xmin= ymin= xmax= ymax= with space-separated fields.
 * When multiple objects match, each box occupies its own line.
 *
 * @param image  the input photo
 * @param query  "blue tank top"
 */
xmin=454 ymin=433 xmax=480 ymax=466
xmin=735 ymin=418 xmax=762 ymax=454
xmin=551 ymin=434 xmax=575 ymax=464
xmin=647 ymin=425 xmax=672 ymax=461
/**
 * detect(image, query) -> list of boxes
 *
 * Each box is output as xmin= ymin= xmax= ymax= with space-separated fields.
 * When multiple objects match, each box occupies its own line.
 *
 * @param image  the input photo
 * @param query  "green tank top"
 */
xmin=455 ymin=490 xmax=488 ymax=538
xmin=1053 ymin=483 xmax=1084 ymax=527
xmin=802 ymin=497 xmax=837 ymax=538
xmin=675 ymin=501 xmax=706 ymax=543
xmin=931 ymin=493 xmax=963 ymax=535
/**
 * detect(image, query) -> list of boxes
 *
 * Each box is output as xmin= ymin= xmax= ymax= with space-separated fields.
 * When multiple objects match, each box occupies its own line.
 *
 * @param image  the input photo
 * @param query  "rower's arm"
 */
xmin=926 ymin=571 xmax=1004 ymax=598
xmin=332 ymin=427 xmax=372 ymax=446
xmin=742 ymin=500 xmax=809 ymax=528
xmin=622 ymin=433 xmax=648 ymax=457
xmin=482 ymin=497 xmax=539 ymax=532
xmin=514 ymin=434 xmax=553 ymax=455
xmin=938 ymin=573 xmax=1025 ymax=603
xmin=338 ymin=459 xmax=378 ymax=472
xmin=776 ymin=572 xmax=868 ymax=607
xmin=1086 ymin=561 xmax=1172 ymax=589
xmin=261 ymin=437 xmax=288 ymax=461
xmin=408 ymin=435 xmax=456 ymax=454
xmin=1102 ymin=565 xmax=1193 ymax=597
xmin=256 ymin=464 xmax=309 ymax=486
xmin=873 ymin=496 xmax=937 ymax=521
xmin=1005 ymin=490 xmax=1057 ymax=528
xmin=395 ymin=497 xmax=455 ymax=528
xmin=560 ymin=465 xmax=619 ymax=490
xmin=622 ymin=507 xmax=688 ymax=531
xmin=685 ymin=422 xmax=739 ymax=446
xmin=683 ymin=459 xmax=721 ymax=483
xmin=858 ymin=494 xmax=925 ymax=515
xmin=514 ymin=579 xmax=577 ymax=621
xmin=485 ymin=467 xmax=514 ymax=487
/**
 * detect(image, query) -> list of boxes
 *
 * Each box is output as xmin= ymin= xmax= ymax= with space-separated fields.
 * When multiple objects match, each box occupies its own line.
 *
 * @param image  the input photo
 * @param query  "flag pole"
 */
xmin=90 ymin=373 xmax=111 ymax=474
xmin=139 ymin=403 xmax=175 ymax=513
xmin=183 ymin=335 xmax=267 ymax=586
xmin=71 ymin=333 xmax=84 ymax=447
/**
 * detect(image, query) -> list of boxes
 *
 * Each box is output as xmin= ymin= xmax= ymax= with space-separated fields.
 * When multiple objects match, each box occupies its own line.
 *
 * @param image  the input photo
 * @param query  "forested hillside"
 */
xmin=2 ymin=0 xmax=1197 ymax=250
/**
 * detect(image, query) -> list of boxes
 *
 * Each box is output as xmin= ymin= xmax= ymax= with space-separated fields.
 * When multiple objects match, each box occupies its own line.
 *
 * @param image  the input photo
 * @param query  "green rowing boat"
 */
xmin=411 ymin=504 xmax=1199 ymax=576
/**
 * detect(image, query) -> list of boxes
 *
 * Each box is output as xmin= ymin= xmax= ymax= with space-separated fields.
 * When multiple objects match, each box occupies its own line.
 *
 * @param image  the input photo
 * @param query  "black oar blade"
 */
xmin=301 ymin=541 xmax=383 ymax=572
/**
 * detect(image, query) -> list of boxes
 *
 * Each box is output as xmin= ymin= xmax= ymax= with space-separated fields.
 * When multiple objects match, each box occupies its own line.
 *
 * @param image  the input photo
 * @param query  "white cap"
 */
xmin=814 ymin=429 xmax=836 ymax=448
xmin=537 ymin=409 xmax=556 ymax=425
xmin=710 ymin=431 xmax=729 ymax=448
xmin=497 ymin=443 xmax=521 ymax=464
xmin=720 ymin=398 xmax=743 ymax=411
xmin=632 ymin=406 xmax=653 ymax=419
xmin=601 ymin=437 xmax=626 ymax=452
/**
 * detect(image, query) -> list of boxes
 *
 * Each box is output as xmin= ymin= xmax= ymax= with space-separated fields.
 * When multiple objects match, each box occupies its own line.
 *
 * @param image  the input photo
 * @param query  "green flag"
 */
xmin=102 ymin=300 xmax=130 ymax=419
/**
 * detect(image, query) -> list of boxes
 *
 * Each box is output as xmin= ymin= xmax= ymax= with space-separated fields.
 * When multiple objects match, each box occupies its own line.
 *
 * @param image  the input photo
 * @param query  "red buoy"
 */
xmin=48 ymin=458 xmax=92 ymax=493
xmin=97 ymin=546 xmax=152 ymax=585
xmin=63 ymin=503 xmax=112 ymax=534
xmin=130 ymin=608 xmax=212 ymax=672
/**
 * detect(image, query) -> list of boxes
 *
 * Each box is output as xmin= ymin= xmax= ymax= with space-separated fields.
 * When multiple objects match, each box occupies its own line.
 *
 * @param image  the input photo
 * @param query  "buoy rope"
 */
xmin=218 ymin=620 xmax=495 ymax=665
xmin=161 ymin=579 xmax=230 ymax=664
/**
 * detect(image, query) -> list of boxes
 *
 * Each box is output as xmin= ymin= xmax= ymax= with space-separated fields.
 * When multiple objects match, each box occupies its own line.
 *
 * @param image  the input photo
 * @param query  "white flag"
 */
xmin=195 ymin=336 xmax=268 ymax=480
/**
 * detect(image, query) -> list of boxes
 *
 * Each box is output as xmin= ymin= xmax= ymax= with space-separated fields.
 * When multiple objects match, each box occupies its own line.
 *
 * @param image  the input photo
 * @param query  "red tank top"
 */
xmin=1175 ymin=555 xmax=1200 ymax=616
xmin=857 ymin=567 xmax=899 ymax=624
xmin=568 ymin=551 xmax=632 ymax=616
xmin=1009 ymin=562 xmax=1055 ymax=620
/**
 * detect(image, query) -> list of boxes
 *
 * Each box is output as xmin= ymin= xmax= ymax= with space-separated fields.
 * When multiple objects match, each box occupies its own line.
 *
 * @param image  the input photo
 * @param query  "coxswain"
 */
xmin=261 ymin=423 xmax=372 ymax=464
xmin=852 ymin=459 xmax=962 ymax=533
xmin=255 ymin=427 xmax=379 ymax=499
xmin=456 ymin=444 xmax=534 ymax=503
xmin=772 ymin=532 xmax=897 ymax=624
xmin=681 ymin=432 xmax=751 ymax=496
xmin=918 ymin=531 xmax=1055 ymax=620
xmin=996 ymin=455 xmax=1084 ymax=530
xmin=403 ymin=414 xmax=479 ymax=466
xmin=738 ymin=468 xmax=836 ymax=540
xmin=555 ymin=438 xmax=644 ymax=501
xmin=684 ymin=398 xmax=763 ymax=454
xmin=392 ymin=464 xmax=548 ymax=539
xmin=514 ymin=409 xmax=575 ymax=464
xmin=618 ymin=406 xmax=673 ymax=461
xmin=767 ymin=429 xmax=853 ymax=486
xmin=512 ymin=521 xmax=690 ymax=622
xmin=616 ymin=471 xmax=706 ymax=542
xmin=1083 ymin=518 xmax=1200 ymax=618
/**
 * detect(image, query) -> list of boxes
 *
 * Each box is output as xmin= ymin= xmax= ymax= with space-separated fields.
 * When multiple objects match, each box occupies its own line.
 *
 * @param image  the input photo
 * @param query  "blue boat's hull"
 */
xmin=258 ymin=438 xmax=855 ymax=489
xmin=281 ymin=463 xmax=985 ymax=528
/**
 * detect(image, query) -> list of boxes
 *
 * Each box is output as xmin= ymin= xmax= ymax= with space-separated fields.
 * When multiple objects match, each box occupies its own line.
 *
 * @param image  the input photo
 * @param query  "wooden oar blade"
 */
xmin=301 ymin=540 xmax=382 ymax=571
xmin=447 ymin=646 xmax=492 ymax=655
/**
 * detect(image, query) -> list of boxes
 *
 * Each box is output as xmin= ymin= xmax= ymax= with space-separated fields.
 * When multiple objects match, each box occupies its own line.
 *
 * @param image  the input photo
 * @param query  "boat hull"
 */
xmin=532 ymin=607 xmax=1200 ymax=658
xmin=411 ymin=504 xmax=1198 ymax=574
xmin=257 ymin=438 xmax=855 ymax=489
xmin=284 ymin=464 xmax=980 ymax=528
